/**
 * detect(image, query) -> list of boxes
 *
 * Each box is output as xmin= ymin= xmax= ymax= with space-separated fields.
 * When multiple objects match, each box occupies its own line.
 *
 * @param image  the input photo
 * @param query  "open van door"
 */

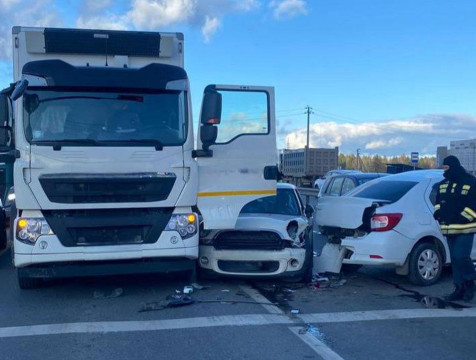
xmin=196 ymin=85 xmax=277 ymax=229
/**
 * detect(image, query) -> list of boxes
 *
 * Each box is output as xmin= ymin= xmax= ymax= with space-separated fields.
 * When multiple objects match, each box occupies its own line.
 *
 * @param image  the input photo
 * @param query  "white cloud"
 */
xmin=0 ymin=0 xmax=20 ymax=10
xmin=365 ymin=137 xmax=403 ymax=150
xmin=76 ymin=14 xmax=130 ymax=30
xmin=201 ymin=15 xmax=220 ymax=42
xmin=284 ymin=114 xmax=476 ymax=156
xmin=84 ymin=0 xmax=113 ymax=13
xmin=269 ymin=0 xmax=307 ymax=20
xmin=0 ymin=0 xmax=61 ymax=60
xmin=127 ymin=0 xmax=196 ymax=29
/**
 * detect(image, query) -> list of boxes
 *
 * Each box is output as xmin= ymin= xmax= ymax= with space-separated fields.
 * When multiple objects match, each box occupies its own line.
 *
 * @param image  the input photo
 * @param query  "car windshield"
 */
xmin=23 ymin=88 xmax=187 ymax=146
xmin=351 ymin=180 xmax=418 ymax=203
xmin=240 ymin=189 xmax=301 ymax=216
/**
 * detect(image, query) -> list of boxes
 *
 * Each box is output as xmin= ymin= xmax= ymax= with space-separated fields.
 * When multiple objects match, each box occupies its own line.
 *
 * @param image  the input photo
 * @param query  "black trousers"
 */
xmin=447 ymin=234 xmax=476 ymax=285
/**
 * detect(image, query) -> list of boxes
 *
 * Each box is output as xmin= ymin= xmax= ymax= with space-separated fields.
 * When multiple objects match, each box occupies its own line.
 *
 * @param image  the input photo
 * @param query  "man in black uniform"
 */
xmin=434 ymin=156 xmax=476 ymax=302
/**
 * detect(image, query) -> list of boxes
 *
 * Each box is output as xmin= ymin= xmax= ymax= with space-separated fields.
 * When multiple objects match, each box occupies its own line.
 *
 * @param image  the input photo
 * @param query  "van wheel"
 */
xmin=17 ymin=271 xmax=43 ymax=290
xmin=408 ymin=242 xmax=443 ymax=286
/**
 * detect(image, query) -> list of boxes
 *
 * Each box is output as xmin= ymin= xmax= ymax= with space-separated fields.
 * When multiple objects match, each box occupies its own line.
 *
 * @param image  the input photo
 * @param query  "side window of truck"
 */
xmin=215 ymin=90 xmax=269 ymax=144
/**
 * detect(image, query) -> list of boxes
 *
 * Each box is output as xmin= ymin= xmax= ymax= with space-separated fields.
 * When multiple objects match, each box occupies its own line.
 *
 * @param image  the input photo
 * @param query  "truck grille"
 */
xmin=39 ymin=173 xmax=176 ymax=204
xmin=42 ymin=208 xmax=173 ymax=247
xmin=213 ymin=231 xmax=284 ymax=251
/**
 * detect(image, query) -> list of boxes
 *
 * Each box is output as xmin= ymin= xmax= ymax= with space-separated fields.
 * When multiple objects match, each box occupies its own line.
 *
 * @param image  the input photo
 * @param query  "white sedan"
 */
xmin=199 ymin=183 xmax=314 ymax=281
xmin=316 ymin=170 xmax=476 ymax=285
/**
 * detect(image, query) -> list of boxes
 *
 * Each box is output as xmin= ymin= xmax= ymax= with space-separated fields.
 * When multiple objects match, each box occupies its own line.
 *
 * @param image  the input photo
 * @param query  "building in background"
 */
xmin=436 ymin=146 xmax=449 ymax=168
xmin=436 ymin=139 xmax=476 ymax=173
xmin=279 ymin=147 xmax=339 ymax=186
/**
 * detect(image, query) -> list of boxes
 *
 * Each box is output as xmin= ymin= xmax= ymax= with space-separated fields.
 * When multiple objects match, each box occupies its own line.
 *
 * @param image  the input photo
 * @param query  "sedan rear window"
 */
xmin=351 ymin=180 xmax=418 ymax=203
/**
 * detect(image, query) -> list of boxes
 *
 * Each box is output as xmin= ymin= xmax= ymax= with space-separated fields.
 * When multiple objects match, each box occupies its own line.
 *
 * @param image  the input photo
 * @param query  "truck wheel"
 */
xmin=17 ymin=271 xmax=43 ymax=290
xmin=0 ymin=212 xmax=7 ymax=251
xmin=408 ymin=242 xmax=443 ymax=286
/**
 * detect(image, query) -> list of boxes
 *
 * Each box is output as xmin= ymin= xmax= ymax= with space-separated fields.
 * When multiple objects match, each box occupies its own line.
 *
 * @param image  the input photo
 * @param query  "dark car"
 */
xmin=319 ymin=172 xmax=388 ymax=198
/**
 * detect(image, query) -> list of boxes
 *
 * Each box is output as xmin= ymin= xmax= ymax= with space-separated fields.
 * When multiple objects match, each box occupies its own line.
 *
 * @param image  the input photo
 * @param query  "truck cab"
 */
xmin=0 ymin=27 xmax=277 ymax=288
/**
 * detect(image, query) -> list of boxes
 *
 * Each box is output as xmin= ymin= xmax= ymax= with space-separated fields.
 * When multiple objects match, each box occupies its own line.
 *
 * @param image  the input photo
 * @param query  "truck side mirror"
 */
xmin=11 ymin=79 xmax=29 ymax=101
xmin=200 ymin=91 xmax=222 ymax=125
xmin=200 ymin=125 xmax=217 ymax=151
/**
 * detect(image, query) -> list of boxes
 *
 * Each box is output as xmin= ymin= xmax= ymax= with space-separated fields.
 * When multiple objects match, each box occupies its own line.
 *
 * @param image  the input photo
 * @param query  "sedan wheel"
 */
xmin=408 ymin=242 xmax=443 ymax=286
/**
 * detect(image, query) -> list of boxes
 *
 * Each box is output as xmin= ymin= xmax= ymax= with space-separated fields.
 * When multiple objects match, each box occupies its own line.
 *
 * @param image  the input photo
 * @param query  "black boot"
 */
xmin=463 ymin=281 xmax=475 ymax=302
xmin=444 ymin=285 xmax=465 ymax=301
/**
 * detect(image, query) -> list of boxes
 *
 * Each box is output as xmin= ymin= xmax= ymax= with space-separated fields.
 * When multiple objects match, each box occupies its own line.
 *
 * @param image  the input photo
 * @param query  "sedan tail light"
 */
xmin=370 ymin=213 xmax=403 ymax=232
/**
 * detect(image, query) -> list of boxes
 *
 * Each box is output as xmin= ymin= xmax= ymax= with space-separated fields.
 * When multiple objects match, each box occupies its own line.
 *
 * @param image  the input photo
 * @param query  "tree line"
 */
xmin=338 ymin=154 xmax=436 ymax=173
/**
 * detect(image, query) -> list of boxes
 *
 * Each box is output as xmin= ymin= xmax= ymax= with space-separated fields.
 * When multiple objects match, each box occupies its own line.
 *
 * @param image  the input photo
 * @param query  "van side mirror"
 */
xmin=200 ymin=91 xmax=222 ymax=125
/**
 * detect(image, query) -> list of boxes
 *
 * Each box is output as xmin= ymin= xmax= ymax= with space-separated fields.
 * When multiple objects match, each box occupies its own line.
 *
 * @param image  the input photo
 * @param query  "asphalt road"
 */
xmin=0 ymin=243 xmax=475 ymax=360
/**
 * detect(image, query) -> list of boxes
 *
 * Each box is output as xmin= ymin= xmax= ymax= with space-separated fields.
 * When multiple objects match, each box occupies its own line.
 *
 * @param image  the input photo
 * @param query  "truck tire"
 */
xmin=0 ymin=211 xmax=7 ymax=251
xmin=17 ymin=270 xmax=43 ymax=290
xmin=408 ymin=242 xmax=443 ymax=286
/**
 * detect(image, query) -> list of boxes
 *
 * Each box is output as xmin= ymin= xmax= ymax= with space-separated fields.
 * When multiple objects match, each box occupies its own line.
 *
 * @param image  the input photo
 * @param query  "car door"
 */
xmin=196 ymin=85 xmax=277 ymax=229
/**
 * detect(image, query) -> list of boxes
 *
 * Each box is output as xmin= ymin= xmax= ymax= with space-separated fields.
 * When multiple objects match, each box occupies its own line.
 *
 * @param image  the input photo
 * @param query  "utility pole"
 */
xmin=305 ymin=105 xmax=314 ymax=150
xmin=356 ymin=148 xmax=361 ymax=171
xmin=304 ymin=106 xmax=314 ymax=178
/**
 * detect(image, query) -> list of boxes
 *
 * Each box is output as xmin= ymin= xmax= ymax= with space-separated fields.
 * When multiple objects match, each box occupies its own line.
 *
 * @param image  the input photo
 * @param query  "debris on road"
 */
xmin=290 ymin=309 xmax=300 ymax=314
xmin=183 ymin=286 xmax=194 ymax=294
xmin=140 ymin=295 xmax=195 ymax=312
xmin=191 ymin=282 xmax=210 ymax=290
xmin=93 ymin=288 xmax=123 ymax=299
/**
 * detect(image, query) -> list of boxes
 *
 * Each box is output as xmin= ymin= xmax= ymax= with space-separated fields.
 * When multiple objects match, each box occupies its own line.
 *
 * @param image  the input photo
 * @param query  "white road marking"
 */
xmin=289 ymin=327 xmax=344 ymax=360
xmin=239 ymin=285 xmax=284 ymax=315
xmin=0 ymin=314 xmax=292 ymax=339
xmin=299 ymin=307 xmax=476 ymax=324
xmin=0 ymin=307 xmax=475 ymax=339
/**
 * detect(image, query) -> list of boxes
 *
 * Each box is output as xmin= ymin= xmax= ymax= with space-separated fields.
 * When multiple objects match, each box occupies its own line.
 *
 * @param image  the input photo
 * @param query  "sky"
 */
xmin=1 ymin=0 xmax=476 ymax=156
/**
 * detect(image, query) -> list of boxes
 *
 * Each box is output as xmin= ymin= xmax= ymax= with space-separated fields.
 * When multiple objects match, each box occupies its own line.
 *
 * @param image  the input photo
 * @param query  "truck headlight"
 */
xmin=16 ymin=218 xmax=54 ymax=245
xmin=165 ymin=213 xmax=197 ymax=239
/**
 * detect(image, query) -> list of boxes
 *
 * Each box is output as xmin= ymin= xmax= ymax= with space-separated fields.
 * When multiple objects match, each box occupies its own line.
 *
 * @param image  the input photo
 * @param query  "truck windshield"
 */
xmin=23 ymin=89 xmax=187 ymax=146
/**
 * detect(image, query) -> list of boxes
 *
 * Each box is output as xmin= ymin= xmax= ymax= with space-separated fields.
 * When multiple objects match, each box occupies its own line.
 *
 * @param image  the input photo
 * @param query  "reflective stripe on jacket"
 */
xmin=434 ymin=174 xmax=476 ymax=235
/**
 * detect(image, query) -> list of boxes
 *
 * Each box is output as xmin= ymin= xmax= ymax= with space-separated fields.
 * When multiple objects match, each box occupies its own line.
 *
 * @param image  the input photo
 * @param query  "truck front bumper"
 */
xmin=17 ymin=257 xmax=195 ymax=279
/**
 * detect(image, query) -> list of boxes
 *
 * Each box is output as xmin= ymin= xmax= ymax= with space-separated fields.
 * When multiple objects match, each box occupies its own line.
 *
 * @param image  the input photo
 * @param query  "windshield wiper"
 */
xmin=33 ymin=139 xmax=100 ymax=150
xmin=101 ymin=139 xmax=164 ymax=151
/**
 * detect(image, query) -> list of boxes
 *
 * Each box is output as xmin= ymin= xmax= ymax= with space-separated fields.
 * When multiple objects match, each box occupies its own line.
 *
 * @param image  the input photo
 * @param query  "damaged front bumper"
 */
xmin=198 ymin=245 xmax=307 ymax=277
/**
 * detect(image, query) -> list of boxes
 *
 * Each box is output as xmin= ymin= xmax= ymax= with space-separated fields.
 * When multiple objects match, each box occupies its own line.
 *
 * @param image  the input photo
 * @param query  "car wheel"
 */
xmin=408 ymin=242 xmax=443 ymax=286
xmin=17 ymin=270 xmax=43 ymax=290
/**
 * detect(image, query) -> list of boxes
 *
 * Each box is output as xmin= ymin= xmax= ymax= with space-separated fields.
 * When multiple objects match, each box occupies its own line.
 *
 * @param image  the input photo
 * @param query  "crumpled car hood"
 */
xmin=235 ymin=213 xmax=309 ymax=241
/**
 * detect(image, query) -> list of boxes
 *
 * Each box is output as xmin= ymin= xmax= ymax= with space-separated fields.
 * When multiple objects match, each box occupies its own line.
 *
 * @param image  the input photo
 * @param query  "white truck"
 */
xmin=0 ymin=27 xmax=277 ymax=289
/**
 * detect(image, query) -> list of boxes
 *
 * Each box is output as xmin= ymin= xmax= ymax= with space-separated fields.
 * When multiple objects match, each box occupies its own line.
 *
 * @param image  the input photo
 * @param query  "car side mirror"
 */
xmin=305 ymin=204 xmax=314 ymax=218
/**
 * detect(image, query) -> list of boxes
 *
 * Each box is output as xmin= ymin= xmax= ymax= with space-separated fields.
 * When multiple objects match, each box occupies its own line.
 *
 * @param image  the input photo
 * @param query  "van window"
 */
xmin=352 ymin=180 xmax=418 ymax=203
